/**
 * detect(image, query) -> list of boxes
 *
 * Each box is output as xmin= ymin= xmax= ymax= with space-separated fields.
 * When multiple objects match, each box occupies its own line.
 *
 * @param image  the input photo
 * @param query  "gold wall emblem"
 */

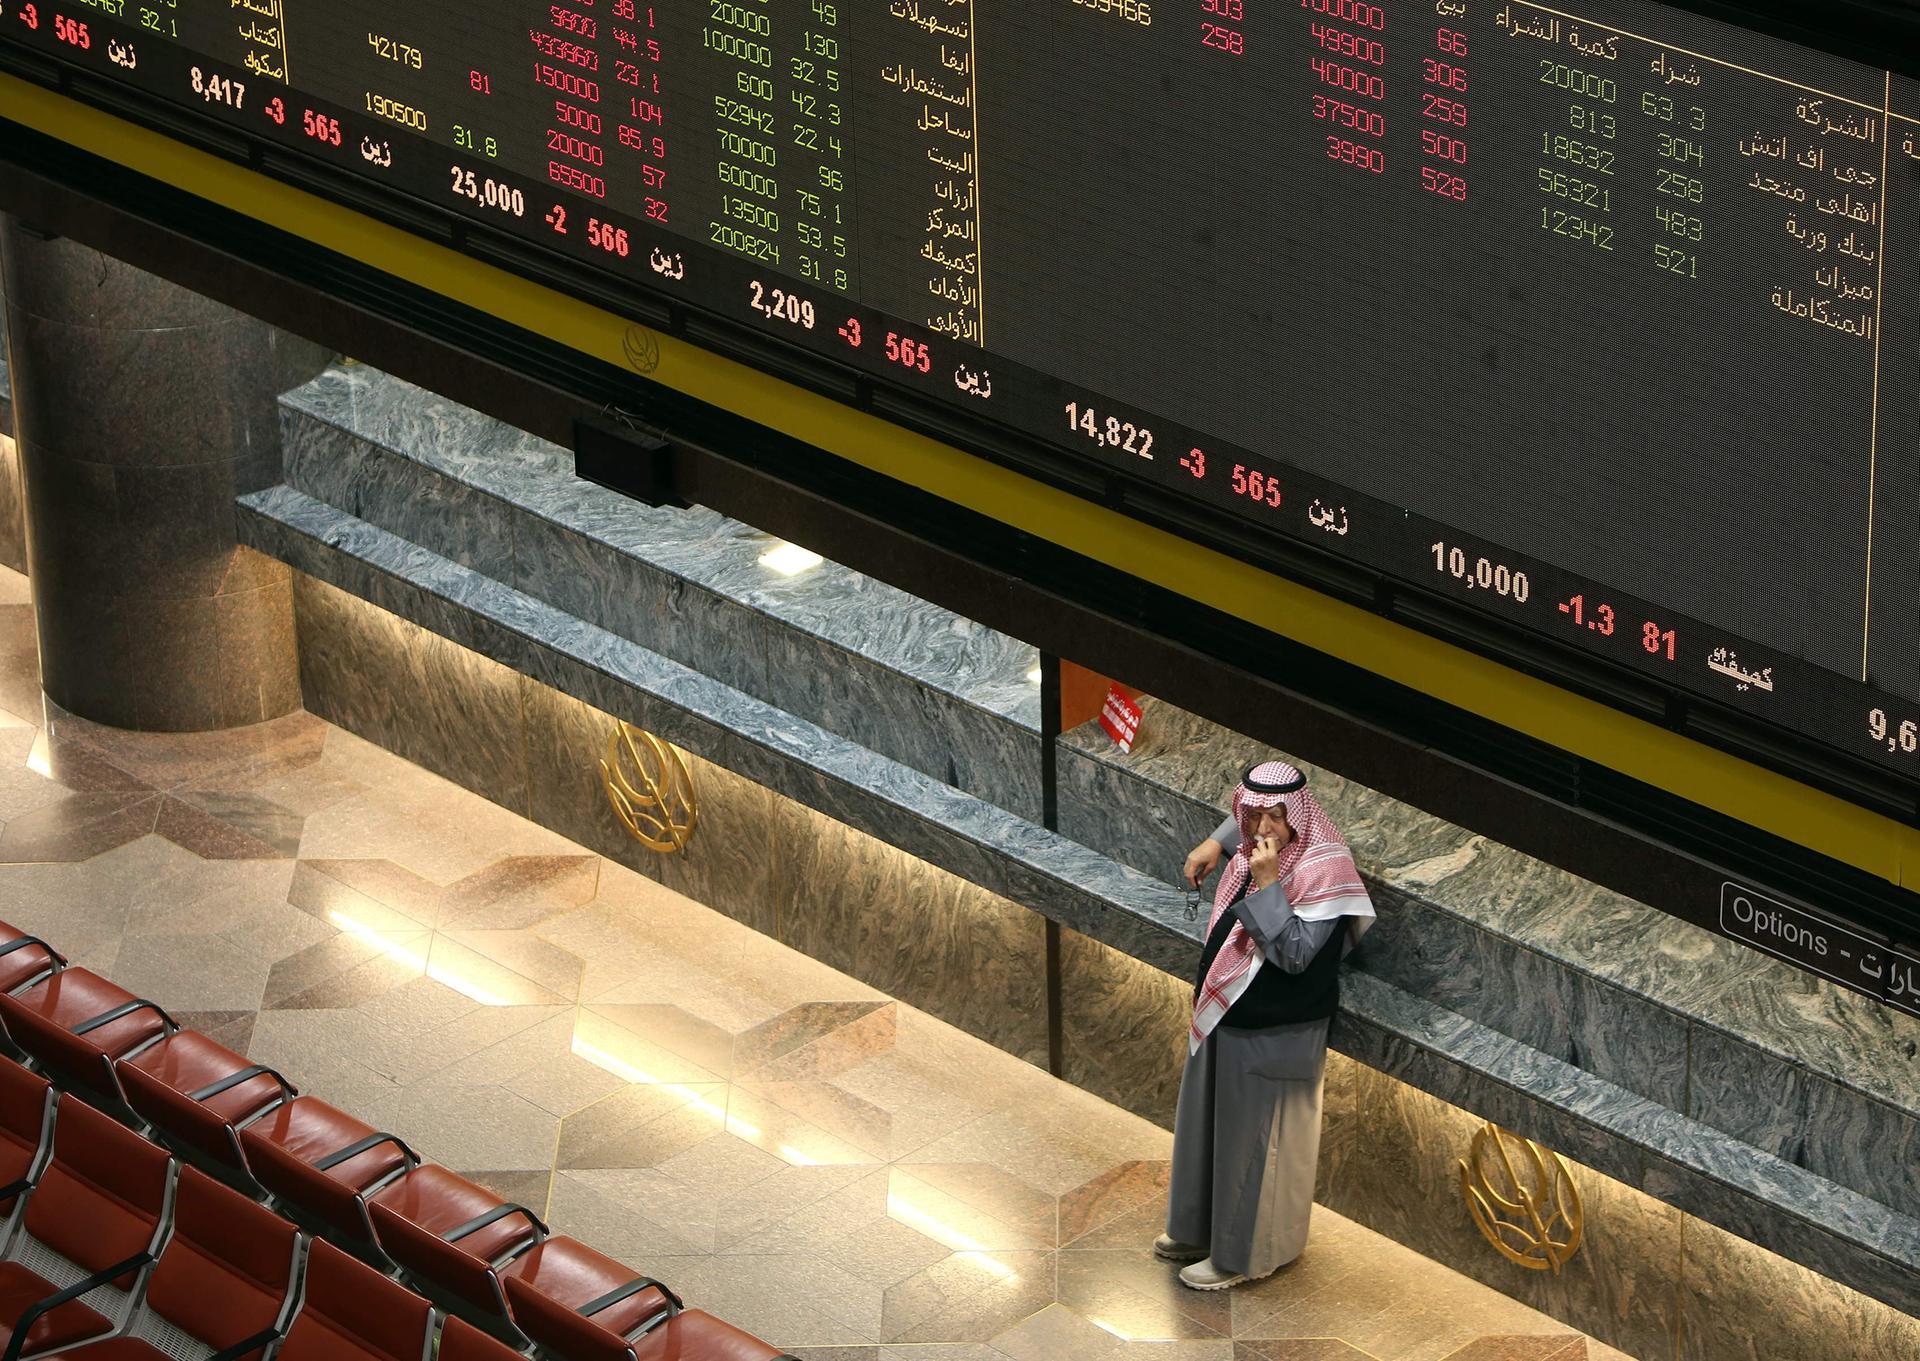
xmin=599 ymin=723 xmax=698 ymax=853
xmin=1458 ymin=1122 xmax=1584 ymax=1273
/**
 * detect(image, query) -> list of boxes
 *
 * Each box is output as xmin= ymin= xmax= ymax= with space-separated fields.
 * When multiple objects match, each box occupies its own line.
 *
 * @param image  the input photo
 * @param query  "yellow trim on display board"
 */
xmin=1 ymin=71 xmax=1908 ymax=889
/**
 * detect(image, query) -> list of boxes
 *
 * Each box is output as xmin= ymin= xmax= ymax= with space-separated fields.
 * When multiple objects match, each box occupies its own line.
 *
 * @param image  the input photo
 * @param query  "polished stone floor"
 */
xmin=0 ymin=568 xmax=1630 ymax=1361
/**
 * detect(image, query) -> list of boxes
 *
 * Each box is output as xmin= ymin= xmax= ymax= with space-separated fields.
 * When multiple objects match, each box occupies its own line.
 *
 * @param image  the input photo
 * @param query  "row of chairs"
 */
xmin=0 ymin=922 xmax=796 ymax=1361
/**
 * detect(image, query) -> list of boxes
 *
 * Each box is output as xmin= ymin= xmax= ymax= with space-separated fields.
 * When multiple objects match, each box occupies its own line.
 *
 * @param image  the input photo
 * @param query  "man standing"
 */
xmin=1158 ymin=760 xmax=1375 ymax=1290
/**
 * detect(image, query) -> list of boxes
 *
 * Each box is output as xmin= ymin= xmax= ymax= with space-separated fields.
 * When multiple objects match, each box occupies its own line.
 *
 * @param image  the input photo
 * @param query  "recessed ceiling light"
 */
xmin=1027 ymin=666 xmax=1044 ymax=684
xmin=758 ymin=541 xmax=824 ymax=576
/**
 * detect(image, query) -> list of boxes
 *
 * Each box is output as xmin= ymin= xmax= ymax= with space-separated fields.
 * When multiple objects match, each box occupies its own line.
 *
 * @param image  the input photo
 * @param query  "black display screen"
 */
xmin=4 ymin=0 xmax=1918 ymax=786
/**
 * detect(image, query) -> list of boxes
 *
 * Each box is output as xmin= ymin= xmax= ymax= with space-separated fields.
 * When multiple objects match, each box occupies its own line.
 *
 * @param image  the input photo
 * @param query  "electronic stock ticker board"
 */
xmin=2 ymin=0 xmax=1919 ymax=805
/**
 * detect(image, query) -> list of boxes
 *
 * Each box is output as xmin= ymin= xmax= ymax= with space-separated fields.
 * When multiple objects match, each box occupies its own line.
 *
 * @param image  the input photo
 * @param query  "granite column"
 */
xmin=0 ymin=218 xmax=329 ymax=729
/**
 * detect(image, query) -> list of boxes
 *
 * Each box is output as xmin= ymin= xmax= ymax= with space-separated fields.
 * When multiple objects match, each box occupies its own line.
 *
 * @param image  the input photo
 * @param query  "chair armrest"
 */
xmin=580 ymin=1276 xmax=683 ymax=1341
xmin=72 ymin=998 xmax=176 ymax=1039
xmin=444 ymin=1201 xmax=548 ymax=1246
xmin=186 ymin=1064 xmax=297 ymax=1105
xmin=1 ymin=1249 xmax=154 ymax=1361
xmin=0 ymin=1173 xmax=34 ymax=1203
xmin=0 ymin=937 xmax=61 ymax=966
xmin=203 ymin=1326 xmax=280 ymax=1361
xmin=314 ymin=1130 xmax=419 ymax=1173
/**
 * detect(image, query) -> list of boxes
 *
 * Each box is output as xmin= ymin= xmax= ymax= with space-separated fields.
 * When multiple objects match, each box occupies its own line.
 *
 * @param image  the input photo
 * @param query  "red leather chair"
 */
xmin=239 ymin=1103 xmax=419 ymax=1258
xmin=1 ymin=972 xmax=285 ymax=1137
xmin=0 ymin=970 xmax=174 ymax=1112
xmin=274 ymin=1240 xmax=433 ymax=1361
xmin=0 ymin=1058 xmax=52 ymax=1223
xmin=502 ymin=1242 xmax=793 ymax=1361
xmin=115 ymin=1053 xmax=297 ymax=1192
xmin=367 ymin=1171 xmax=543 ymax=1324
xmin=438 ymin=1317 xmax=529 ymax=1361
xmin=0 ymin=925 xmax=61 ymax=997
xmin=0 ymin=1096 xmax=173 ymax=1361
xmin=60 ymin=1166 xmax=300 ymax=1361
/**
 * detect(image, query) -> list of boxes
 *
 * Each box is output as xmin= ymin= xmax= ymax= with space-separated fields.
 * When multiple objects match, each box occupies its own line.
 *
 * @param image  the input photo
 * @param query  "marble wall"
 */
xmin=1057 ymin=924 xmax=1189 ymax=1128
xmin=278 ymin=367 xmax=1045 ymax=821
xmin=1318 ymin=1053 xmax=1920 ymax=1361
xmin=294 ymin=572 xmax=1049 ymax=1067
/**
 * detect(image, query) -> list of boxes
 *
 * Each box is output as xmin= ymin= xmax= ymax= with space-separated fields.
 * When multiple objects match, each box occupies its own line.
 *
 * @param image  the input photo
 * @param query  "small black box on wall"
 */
xmin=573 ymin=415 xmax=689 ymax=509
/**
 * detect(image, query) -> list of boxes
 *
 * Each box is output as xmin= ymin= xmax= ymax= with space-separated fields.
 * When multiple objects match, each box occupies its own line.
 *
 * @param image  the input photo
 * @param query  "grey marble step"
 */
xmin=236 ymin=482 xmax=1920 ymax=1317
xmin=277 ymin=365 xmax=1043 ymax=821
xmin=1061 ymin=699 xmax=1920 ymax=1235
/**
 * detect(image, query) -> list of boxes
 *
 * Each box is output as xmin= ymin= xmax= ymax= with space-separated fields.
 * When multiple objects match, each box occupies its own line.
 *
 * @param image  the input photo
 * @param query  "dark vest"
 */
xmin=1194 ymin=882 xmax=1346 ymax=1031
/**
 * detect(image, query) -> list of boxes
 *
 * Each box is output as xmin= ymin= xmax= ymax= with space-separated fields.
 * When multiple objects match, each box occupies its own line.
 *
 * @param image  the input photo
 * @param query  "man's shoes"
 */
xmin=1178 ymin=1257 xmax=1249 ymax=1290
xmin=1152 ymin=1234 xmax=1207 ymax=1263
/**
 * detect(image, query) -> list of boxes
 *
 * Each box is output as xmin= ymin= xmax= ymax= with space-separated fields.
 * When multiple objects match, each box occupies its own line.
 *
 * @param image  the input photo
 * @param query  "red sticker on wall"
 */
xmin=1099 ymin=685 xmax=1143 ymax=753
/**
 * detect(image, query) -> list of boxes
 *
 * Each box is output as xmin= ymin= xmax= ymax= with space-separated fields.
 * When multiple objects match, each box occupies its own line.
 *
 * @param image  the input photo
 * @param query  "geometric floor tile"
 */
xmin=1438 ymin=1339 xmax=1587 ymax=1361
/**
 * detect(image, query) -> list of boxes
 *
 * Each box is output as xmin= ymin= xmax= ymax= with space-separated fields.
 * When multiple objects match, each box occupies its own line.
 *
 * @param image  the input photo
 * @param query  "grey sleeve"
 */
xmin=1212 ymin=816 xmax=1240 ymax=856
xmin=1232 ymin=883 xmax=1339 ymax=973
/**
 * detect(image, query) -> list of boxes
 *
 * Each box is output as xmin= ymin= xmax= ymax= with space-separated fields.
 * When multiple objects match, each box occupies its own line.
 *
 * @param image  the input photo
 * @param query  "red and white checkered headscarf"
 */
xmin=1189 ymin=760 xmax=1373 ymax=1052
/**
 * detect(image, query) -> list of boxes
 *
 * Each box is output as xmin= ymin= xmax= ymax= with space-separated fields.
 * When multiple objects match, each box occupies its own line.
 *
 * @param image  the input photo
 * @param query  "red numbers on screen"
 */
xmin=1181 ymin=448 xmax=1207 ymax=478
xmin=1311 ymin=24 xmax=1383 ymax=64
xmin=1642 ymin=622 xmax=1677 ymax=660
xmin=1314 ymin=95 xmax=1384 ymax=137
xmin=1201 ymin=0 xmax=1245 ymax=56
xmin=1303 ymin=0 xmax=1386 ymax=172
xmin=1231 ymin=465 xmax=1283 ymax=508
xmin=1420 ymin=28 xmax=1470 ymax=199
xmin=554 ymin=100 xmax=603 ymax=134
xmin=52 ymin=13 xmax=87 ymax=47
xmin=469 ymin=70 xmax=493 ymax=95
xmin=547 ymin=129 xmax=605 ymax=165
xmin=550 ymin=6 xmax=597 ymax=38
xmin=263 ymin=96 xmax=286 ymax=125
xmin=17 ymin=6 xmax=40 ymax=32
xmin=1301 ymin=0 xmax=1383 ymax=28
xmin=1327 ymin=136 xmax=1384 ymax=173
xmin=301 ymin=109 xmax=343 ymax=146
xmin=586 ymin=218 xmax=630 ymax=256
xmin=1311 ymin=57 xmax=1384 ymax=99
xmin=618 ymin=126 xmax=666 ymax=157
xmin=535 ymin=64 xmax=598 ymax=99
xmin=547 ymin=161 xmax=607 ymax=198
xmin=884 ymin=333 xmax=933 ymax=373
xmin=1201 ymin=21 xmax=1244 ymax=54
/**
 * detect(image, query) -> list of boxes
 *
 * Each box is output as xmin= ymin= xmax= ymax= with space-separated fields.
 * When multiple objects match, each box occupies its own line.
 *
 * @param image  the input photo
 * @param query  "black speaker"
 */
xmin=573 ymin=414 xmax=687 ymax=510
